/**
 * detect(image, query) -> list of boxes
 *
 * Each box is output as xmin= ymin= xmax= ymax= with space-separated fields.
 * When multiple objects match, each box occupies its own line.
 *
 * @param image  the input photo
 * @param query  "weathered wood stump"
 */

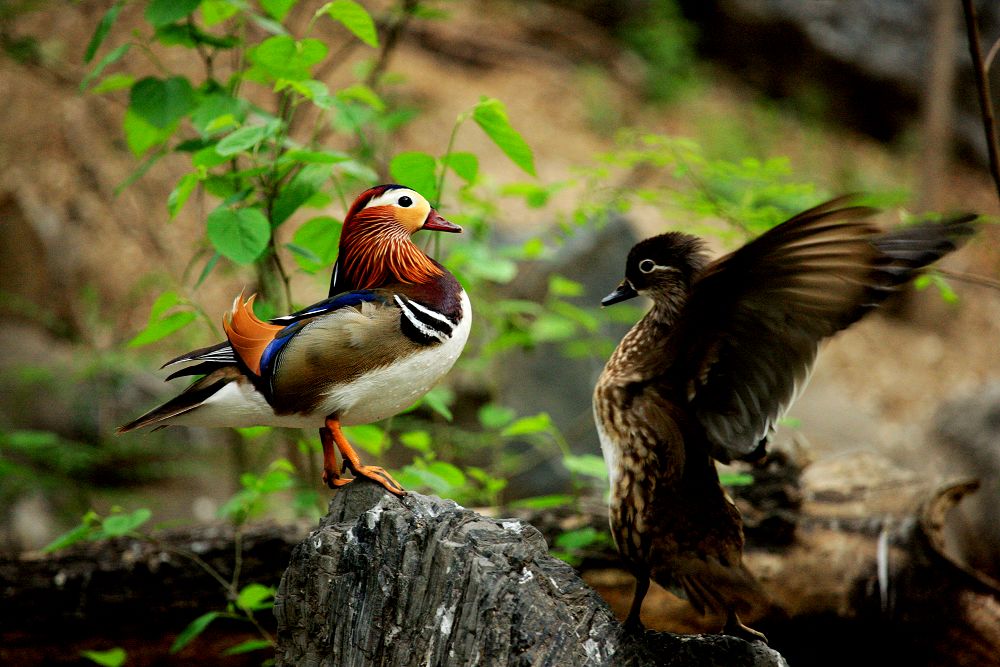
xmin=273 ymin=480 xmax=787 ymax=666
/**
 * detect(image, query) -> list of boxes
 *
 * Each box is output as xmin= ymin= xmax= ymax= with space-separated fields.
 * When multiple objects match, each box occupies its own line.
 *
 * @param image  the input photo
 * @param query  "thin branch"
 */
xmin=936 ymin=267 xmax=1000 ymax=292
xmin=960 ymin=0 xmax=1000 ymax=203
xmin=365 ymin=0 xmax=420 ymax=89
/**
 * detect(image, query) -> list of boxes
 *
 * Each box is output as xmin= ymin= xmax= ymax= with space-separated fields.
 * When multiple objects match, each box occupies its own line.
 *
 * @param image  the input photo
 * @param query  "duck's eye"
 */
xmin=398 ymin=195 xmax=413 ymax=207
xmin=639 ymin=259 xmax=656 ymax=273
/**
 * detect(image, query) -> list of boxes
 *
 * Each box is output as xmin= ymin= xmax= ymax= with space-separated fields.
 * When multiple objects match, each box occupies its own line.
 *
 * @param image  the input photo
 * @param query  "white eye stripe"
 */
xmin=364 ymin=188 xmax=425 ymax=210
xmin=638 ymin=259 xmax=678 ymax=274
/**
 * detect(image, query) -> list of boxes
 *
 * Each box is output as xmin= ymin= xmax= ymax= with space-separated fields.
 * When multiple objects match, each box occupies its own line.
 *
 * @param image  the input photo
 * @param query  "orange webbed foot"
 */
xmin=344 ymin=464 xmax=406 ymax=496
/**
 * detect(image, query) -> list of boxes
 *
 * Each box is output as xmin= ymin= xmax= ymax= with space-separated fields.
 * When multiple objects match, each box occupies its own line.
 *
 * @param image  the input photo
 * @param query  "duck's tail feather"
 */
xmin=117 ymin=367 xmax=239 ymax=433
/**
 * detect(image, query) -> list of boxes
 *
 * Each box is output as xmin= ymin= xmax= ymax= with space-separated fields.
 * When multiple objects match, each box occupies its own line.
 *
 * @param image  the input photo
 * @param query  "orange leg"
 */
xmin=319 ymin=416 xmax=406 ymax=496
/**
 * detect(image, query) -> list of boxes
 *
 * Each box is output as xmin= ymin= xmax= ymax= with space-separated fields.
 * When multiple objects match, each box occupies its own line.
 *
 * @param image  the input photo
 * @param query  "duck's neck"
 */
xmin=328 ymin=230 xmax=443 ymax=296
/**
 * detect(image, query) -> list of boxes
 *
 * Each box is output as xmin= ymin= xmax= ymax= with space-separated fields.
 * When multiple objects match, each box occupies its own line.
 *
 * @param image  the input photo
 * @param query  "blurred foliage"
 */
xmin=617 ymin=0 xmax=700 ymax=103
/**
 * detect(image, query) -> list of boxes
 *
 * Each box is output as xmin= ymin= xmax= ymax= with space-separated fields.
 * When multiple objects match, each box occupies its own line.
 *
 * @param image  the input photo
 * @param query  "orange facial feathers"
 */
xmin=222 ymin=292 xmax=284 ymax=375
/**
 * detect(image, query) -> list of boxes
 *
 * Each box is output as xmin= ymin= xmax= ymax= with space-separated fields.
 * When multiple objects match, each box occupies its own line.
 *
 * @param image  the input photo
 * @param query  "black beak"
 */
xmin=601 ymin=281 xmax=638 ymax=306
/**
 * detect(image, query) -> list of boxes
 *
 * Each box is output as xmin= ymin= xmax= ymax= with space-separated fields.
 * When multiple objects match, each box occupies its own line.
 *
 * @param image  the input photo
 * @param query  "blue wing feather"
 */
xmin=269 ymin=289 xmax=380 ymax=325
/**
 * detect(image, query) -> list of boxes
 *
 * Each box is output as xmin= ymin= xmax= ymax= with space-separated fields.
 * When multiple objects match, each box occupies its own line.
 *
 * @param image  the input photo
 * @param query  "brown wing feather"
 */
xmin=673 ymin=201 xmax=976 ymax=462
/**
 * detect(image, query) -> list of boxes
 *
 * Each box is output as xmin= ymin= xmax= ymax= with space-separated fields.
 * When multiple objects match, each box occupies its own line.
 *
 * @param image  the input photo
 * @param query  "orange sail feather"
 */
xmin=222 ymin=292 xmax=284 ymax=375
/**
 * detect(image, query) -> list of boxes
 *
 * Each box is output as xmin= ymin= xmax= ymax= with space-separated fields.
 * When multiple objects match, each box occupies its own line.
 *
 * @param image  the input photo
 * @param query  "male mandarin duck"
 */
xmin=119 ymin=184 xmax=471 ymax=496
xmin=593 ymin=197 xmax=977 ymax=640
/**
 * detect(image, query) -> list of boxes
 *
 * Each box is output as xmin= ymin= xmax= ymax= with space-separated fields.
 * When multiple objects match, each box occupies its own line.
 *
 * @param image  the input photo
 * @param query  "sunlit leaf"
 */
xmin=316 ymin=0 xmax=379 ymax=47
xmin=562 ymin=453 xmax=607 ymax=480
xmin=223 ymin=639 xmax=272 ymax=655
xmin=128 ymin=311 xmax=196 ymax=347
xmin=477 ymin=404 xmax=515 ymax=430
xmin=508 ymin=494 xmax=575 ymax=510
xmin=168 ymin=173 xmax=199 ymax=219
xmin=170 ymin=611 xmax=220 ymax=653
xmin=501 ymin=413 xmax=552 ymax=437
xmin=90 ymin=73 xmax=135 ymax=95
xmin=215 ymin=121 xmax=280 ymax=156
xmin=236 ymin=583 xmax=274 ymax=611
xmin=80 ymin=647 xmax=127 ymax=667
xmin=472 ymin=97 xmax=535 ymax=176
xmin=100 ymin=508 xmax=153 ymax=537
xmin=249 ymin=35 xmax=328 ymax=81
xmin=399 ymin=430 xmax=431 ymax=452
xmin=443 ymin=152 xmax=478 ymax=183
xmin=342 ymin=424 xmax=386 ymax=455
xmin=260 ymin=0 xmax=297 ymax=22
xmin=389 ymin=151 xmax=438 ymax=203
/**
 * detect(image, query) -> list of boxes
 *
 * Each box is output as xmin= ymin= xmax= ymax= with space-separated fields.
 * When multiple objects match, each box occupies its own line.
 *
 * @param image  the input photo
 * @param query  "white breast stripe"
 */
xmin=404 ymin=297 xmax=457 ymax=326
xmin=394 ymin=295 xmax=449 ymax=342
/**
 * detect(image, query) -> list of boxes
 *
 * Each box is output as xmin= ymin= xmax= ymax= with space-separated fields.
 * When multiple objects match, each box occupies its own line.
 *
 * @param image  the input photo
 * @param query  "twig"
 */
xmin=960 ymin=0 xmax=1000 ymax=203
xmin=937 ymin=267 xmax=1000 ymax=292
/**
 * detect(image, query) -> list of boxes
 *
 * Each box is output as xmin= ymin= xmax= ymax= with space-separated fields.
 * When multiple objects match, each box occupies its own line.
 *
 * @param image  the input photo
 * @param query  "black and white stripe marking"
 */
xmin=394 ymin=295 xmax=456 ymax=345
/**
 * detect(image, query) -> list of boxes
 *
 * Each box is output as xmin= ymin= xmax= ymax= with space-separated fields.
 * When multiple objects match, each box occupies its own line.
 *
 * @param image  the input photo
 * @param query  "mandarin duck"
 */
xmin=119 ymin=185 xmax=471 ymax=496
xmin=593 ymin=197 xmax=977 ymax=640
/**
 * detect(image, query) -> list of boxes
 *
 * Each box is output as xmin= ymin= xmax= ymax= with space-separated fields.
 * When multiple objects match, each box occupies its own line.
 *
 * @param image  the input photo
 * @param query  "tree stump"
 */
xmin=273 ymin=480 xmax=787 ymax=666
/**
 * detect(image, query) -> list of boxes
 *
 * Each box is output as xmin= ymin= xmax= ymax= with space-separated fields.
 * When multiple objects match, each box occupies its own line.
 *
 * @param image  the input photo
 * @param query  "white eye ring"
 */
xmin=639 ymin=259 xmax=656 ymax=273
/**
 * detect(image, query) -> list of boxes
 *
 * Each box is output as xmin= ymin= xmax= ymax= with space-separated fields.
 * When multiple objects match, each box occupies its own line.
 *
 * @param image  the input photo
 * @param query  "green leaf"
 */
xmin=100 ymin=508 xmax=153 ymax=537
xmin=90 ymin=73 xmax=135 ymax=95
xmin=260 ymin=0 xmax=297 ymax=22
xmin=316 ymin=0 xmax=379 ymax=47
xmin=80 ymin=43 xmax=131 ymax=92
xmin=554 ymin=526 xmax=606 ymax=550
xmin=129 ymin=77 xmax=197 ymax=129
xmin=501 ymin=413 xmax=552 ymax=437
xmin=201 ymin=0 xmax=239 ymax=25
xmin=477 ymin=404 xmax=515 ymax=430
xmin=249 ymin=35 xmax=328 ymax=81
xmin=548 ymin=275 xmax=584 ymax=297
xmin=472 ymin=97 xmax=536 ymax=176
xmin=720 ymin=472 xmax=755 ymax=487
xmin=562 ymin=453 xmax=608 ymax=480
xmin=191 ymin=94 xmax=246 ymax=136
xmin=206 ymin=207 xmax=271 ymax=265
xmin=236 ymin=583 xmax=274 ymax=611
xmin=128 ymin=311 xmax=196 ymax=347
xmin=168 ymin=173 xmax=199 ymax=219
xmin=420 ymin=386 xmax=454 ymax=421
xmin=273 ymin=164 xmax=332 ymax=225
xmin=42 ymin=521 xmax=96 ymax=553
xmin=341 ymin=424 xmax=386 ymax=455
xmin=215 ymin=121 xmax=280 ymax=156
xmin=223 ymin=639 xmax=272 ymax=656
xmin=123 ymin=108 xmax=174 ymax=156
xmin=282 ymin=149 xmax=351 ymax=164
xmin=529 ymin=313 xmax=576 ymax=343
xmin=425 ymin=461 xmax=466 ymax=488
xmin=443 ymin=152 xmax=478 ymax=183
xmin=292 ymin=215 xmax=342 ymax=270
xmin=145 ymin=0 xmax=202 ymax=28
xmin=509 ymin=493 xmax=575 ymax=510
xmin=170 ymin=611 xmax=220 ymax=654
xmin=389 ymin=152 xmax=438 ymax=203
xmin=399 ymin=430 xmax=431 ymax=453
xmin=81 ymin=647 xmax=127 ymax=667
xmin=84 ymin=2 xmax=123 ymax=63
xmin=337 ymin=83 xmax=385 ymax=111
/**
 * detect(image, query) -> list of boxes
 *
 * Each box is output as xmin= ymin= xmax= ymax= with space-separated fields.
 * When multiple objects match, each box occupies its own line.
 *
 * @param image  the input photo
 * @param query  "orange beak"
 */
xmin=423 ymin=209 xmax=462 ymax=233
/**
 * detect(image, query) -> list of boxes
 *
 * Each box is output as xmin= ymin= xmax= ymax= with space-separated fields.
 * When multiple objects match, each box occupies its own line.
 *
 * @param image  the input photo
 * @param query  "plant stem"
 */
xmin=960 ymin=0 xmax=1000 ymax=203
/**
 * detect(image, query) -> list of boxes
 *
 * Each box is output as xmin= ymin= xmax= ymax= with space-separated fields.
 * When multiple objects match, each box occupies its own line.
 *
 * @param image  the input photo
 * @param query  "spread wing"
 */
xmin=670 ymin=197 xmax=976 ymax=462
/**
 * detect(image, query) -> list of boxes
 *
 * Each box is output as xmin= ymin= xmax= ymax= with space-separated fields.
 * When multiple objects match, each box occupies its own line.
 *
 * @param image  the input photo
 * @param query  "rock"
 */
xmin=273 ymin=480 xmax=788 ymax=666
